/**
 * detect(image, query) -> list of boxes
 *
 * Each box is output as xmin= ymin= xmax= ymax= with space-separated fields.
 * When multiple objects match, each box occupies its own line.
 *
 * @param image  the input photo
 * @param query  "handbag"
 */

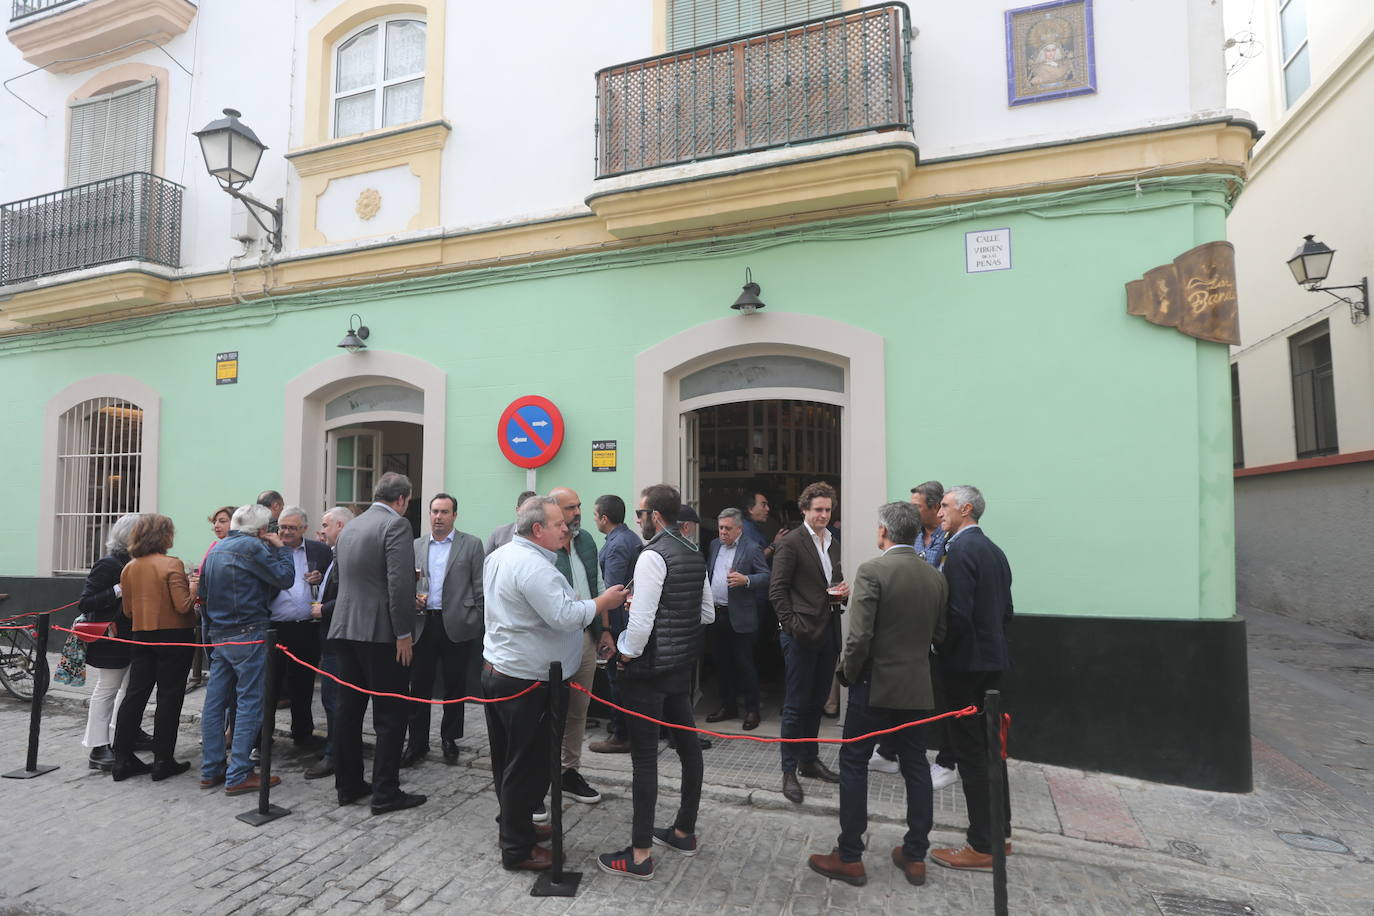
xmin=54 ymin=615 xmax=89 ymax=687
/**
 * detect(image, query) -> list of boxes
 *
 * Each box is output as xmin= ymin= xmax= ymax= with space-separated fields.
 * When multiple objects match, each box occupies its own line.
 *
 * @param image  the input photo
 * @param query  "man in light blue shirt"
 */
xmin=268 ymin=506 xmax=330 ymax=749
xmin=481 ymin=496 xmax=627 ymax=872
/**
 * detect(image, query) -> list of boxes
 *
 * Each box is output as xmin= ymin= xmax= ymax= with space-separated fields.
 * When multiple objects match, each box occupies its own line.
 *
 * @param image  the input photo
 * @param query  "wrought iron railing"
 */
xmin=596 ymin=3 xmax=912 ymax=179
xmin=0 ymin=172 xmax=183 ymax=285
xmin=10 ymin=0 xmax=82 ymax=21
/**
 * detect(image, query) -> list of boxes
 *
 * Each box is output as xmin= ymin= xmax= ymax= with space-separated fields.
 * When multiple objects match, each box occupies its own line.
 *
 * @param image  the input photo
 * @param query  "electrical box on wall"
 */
xmin=230 ymin=199 xmax=260 ymax=244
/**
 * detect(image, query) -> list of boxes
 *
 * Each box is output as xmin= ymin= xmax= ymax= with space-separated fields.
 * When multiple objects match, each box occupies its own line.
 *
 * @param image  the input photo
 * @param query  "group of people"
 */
xmin=72 ymin=470 xmax=1013 ymax=891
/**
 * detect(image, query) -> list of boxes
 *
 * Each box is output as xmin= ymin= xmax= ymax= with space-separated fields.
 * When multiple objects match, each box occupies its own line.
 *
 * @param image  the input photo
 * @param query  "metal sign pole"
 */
xmin=532 ymin=661 xmax=581 ymax=897
xmin=985 ymin=689 xmax=1008 ymax=916
xmin=238 ymin=629 xmax=290 ymax=825
xmin=3 ymin=615 xmax=58 ymax=779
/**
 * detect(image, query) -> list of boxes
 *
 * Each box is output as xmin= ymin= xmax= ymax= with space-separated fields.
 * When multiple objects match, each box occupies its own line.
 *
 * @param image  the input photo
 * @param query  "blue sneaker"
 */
xmin=597 ymin=847 xmax=654 ymax=880
xmin=651 ymin=827 xmax=698 ymax=857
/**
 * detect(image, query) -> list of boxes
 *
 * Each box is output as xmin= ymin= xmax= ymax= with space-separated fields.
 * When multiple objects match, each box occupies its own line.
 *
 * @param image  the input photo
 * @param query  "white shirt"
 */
xmin=710 ymin=541 xmax=736 ymax=606
xmin=803 ymin=521 xmax=834 ymax=584
xmin=947 ymin=523 xmax=980 ymax=546
xmin=425 ymin=531 xmax=453 ymax=609
xmin=483 ymin=536 xmax=598 ymax=681
xmin=618 ymin=534 xmax=715 ymax=659
xmin=269 ymin=544 xmax=312 ymax=622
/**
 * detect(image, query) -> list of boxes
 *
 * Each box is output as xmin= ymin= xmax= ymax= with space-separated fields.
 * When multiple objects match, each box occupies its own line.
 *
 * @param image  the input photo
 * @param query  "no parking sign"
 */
xmin=497 ymin=395 xmax=565 ymax=469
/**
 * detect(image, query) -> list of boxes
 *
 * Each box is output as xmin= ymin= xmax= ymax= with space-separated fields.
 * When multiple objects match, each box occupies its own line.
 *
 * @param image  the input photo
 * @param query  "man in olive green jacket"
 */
xmin=808 ymin=501 xmax=947 ymax=889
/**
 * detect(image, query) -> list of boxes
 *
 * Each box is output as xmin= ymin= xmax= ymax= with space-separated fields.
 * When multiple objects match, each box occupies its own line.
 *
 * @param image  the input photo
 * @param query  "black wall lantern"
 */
xmin=1287 ymin=234 xmax=1368 ymax=324
xmin=731 ymin=268 xmax=766 ymax=314
xmin=338 ymin=314 xmax=370 ymax=352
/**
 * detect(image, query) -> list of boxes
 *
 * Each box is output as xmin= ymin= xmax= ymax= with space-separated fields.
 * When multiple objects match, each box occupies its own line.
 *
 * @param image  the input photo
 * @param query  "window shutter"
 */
xmin=67 ymin=79 xmax=157 ymax=186
xmin=667 ymin=0 xmax=841 ymax=50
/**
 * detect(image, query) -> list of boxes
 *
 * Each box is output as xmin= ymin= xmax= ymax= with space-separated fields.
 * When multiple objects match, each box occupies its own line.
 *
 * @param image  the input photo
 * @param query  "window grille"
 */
xmin=53 ymin=397 xmax=144 ymax=574
xmin=333 ymin=18 xmax=426 ymax=138
xmin=67 ymin=79 xmax=156 ymax=187
xmin=667 ymin=0 xmax=841 ymax=50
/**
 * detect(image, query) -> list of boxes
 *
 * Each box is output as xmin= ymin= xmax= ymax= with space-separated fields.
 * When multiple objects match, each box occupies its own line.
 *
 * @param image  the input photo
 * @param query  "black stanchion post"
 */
xmin=238 ymin=629 xmax=290 ymax=826
xmin=3 ymin=615 xmax=58 ymax=779
xmin=532 ymin=660 xmax=581 ymax=897
xmin=985 ymin=689 xmax=1008 ymax=916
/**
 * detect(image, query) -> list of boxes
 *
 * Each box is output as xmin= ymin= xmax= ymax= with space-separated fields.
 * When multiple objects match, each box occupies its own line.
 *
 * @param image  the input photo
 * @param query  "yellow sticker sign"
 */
xmin=216 ymin=351 xmax=239 ymax=385
xmin=592 ymin=440 xmax=617 ymax=472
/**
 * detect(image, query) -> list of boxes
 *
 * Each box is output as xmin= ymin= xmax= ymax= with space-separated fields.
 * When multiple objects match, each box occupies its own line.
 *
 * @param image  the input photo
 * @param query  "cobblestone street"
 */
xmin=2 ymin=604 xmax=1371 ymax=915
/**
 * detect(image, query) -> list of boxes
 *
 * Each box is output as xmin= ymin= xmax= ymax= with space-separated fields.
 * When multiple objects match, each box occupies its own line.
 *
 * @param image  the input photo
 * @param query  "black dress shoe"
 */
xmin=337 ymin=780 xmax=373 ymax=806
xmin=705 ymin=706 xmax=739 ymax=723
xmin=111 ymin=755 xmax=152 ymax=782
xmin=133 ymin=730 xmax=156 ymax=752
xmin=742 ymin=711 xmax=761 ymax=730
xmin=304 ymin=757 xmax=335 ymax=780
xmin=88 ymin=745 xmax=115 ymax=771
xmin=400 ymin=742 xmax=429 ymax=768
xmin=150 ymin=760 xmax=191 ymax=782
xmin=782 ymin=771 xmax=804 ymax=804
xmin=441 ymin=739 xmax=459 ymax=765
xmin=799 ymin=759 xmax=841 ymax=783
xmin=371 ymin=792 xmax=428 ymax=815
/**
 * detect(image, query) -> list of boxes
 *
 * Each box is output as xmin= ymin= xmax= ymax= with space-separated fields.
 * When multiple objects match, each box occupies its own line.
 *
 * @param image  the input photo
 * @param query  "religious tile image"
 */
xmin=1005 ymin=0 xmax=1097 ymax=106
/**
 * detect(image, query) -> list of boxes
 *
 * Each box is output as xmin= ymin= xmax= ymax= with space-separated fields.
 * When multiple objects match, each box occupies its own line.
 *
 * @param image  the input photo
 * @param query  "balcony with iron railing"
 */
xmin=0 ymin=172 xmax=183 ymax=287
xmin=7 ymin=0 xmax=197 ymax=74
xmin=595 ymin=3 xmax=913 ymax=180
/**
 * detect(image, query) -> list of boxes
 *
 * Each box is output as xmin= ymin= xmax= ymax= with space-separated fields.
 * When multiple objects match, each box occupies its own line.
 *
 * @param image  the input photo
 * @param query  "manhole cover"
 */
xmin=1274 ymin=831 xmax=1352 ymax=854
xmin=1151 ymin=893 xmax=1255 ymax=915
xmin=1167 ymin=840 xmax=1204 ymax=859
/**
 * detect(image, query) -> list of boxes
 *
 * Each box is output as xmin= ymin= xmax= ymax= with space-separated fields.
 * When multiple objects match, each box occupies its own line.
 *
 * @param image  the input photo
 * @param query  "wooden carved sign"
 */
xmin=1125 ymin=240 xmax=1239 ymax=345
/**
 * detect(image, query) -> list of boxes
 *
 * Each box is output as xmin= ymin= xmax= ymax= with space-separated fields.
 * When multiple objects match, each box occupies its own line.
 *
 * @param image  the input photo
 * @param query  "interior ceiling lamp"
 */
xmin=193 ymin=108 xmax=284 ymax=251
xmin=731 ymin=268 xmax=766 ymax=314
xmin=1287 ymin=234 xmax=1368 ymax=324
xmin=338 ymin=313 xmax=370 ymax=352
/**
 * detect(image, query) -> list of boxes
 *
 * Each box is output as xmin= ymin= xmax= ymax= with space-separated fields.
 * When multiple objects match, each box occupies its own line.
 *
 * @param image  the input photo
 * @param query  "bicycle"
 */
xmin=0 ymin=602 xmax=50 ymax=702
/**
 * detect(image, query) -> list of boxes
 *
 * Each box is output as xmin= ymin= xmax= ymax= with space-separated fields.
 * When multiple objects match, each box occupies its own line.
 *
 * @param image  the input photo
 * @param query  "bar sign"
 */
xmin=216 ymin=351 xmax=239 ymax=385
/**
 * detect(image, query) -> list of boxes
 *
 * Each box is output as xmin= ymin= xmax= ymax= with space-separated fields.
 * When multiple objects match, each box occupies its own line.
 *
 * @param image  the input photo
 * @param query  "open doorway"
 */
xmin=326 ymin=420 xmax=425 ymax=537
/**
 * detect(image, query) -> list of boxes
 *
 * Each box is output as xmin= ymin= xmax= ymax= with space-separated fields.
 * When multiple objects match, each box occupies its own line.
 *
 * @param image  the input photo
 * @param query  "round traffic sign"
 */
xmin=497 ymin=395 xmax=565 ymax=469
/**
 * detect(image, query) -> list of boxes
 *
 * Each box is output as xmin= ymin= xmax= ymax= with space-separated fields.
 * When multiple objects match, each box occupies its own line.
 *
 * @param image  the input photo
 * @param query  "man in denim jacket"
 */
xmin=198 ymin=503 xmax=295 ymax=795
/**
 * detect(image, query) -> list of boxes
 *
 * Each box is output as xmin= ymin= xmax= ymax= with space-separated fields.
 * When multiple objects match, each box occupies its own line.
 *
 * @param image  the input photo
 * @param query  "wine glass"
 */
xmin=416 ymin=574 xmax=430 ymax=608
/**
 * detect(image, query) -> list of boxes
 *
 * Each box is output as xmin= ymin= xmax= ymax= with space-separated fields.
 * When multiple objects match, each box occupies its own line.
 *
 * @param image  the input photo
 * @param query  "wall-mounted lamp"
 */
xmin=194 ymin=108 xmax=284 ymax=251
xmin=731 ymin=268 xmax=766 ymax=315
xmin=338 ymin=314 xmax=370 ymax=352
xmin=1287 ymin=235 xmax=1368 ymax=324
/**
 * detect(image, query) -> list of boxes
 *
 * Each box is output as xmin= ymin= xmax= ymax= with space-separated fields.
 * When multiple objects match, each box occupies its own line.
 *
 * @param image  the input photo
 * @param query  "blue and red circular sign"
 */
xmin=497 ymin=395 xmax=565 ymax=469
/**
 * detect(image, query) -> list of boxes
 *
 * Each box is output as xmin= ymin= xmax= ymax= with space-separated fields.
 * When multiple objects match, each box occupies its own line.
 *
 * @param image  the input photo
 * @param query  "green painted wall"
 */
xmin=0 ymin=175 xmax=1237 ymax=621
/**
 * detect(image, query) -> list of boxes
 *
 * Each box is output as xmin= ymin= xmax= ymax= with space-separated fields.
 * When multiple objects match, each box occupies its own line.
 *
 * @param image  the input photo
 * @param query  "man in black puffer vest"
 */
xmin=596 ymin=484 xmax=715 ymax=882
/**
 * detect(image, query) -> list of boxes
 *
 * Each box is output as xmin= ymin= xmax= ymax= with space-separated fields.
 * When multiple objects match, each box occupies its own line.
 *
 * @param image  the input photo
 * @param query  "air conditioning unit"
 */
xmin=230 ymin=198 xmax=260 ymax=245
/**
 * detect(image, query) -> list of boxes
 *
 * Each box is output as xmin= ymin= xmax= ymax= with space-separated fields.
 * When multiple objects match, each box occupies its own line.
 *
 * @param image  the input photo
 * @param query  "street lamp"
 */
xmin=194 ymin=108 xmax=283 ymax=251
xmin=731 ymin=268 xmax=766 ymax=314
xmin=1287 ymin=234 xmax=1368 ymax=324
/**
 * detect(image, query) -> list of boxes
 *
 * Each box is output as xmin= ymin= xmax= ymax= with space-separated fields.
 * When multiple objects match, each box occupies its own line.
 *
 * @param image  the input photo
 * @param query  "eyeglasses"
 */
xmin=634 ymin=509 xmax=651 ymax=518
xmin=277 ymin=524 xmax=304 ymax=532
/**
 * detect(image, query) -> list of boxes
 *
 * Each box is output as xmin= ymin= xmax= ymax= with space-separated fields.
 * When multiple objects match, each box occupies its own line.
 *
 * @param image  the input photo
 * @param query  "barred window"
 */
xmin=667 ymin=0 xmax=841 ymax=50
xmin=53 ymin=397 xmax=145 ymax=574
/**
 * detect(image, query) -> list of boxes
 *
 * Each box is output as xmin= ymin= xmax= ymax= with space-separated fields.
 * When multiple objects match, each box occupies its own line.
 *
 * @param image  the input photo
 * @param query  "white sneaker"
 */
xmin=931 ymin=763 xmax=959 ymax=790
xmin=868 ymin=749 xmax=899 ymax=774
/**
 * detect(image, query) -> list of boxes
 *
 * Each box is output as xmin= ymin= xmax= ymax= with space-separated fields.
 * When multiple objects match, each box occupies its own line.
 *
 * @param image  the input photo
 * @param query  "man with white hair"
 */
xmin=269 ymin=505 xmax=332 ymax=751
xmin=198 ymin=504 xmax=295 ymax=796
xmin=304 ymin=506 xmax=354 ymax=780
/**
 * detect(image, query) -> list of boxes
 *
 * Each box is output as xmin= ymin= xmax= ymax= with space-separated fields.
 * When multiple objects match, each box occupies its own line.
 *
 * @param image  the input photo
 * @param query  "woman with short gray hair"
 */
xmin=77 ymin=514 xmax=152 ymax=772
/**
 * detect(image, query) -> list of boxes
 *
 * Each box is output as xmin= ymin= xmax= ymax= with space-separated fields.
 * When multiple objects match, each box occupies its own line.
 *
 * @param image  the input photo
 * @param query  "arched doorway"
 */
xmin=283 ymin=351 xmax=446 ymax=525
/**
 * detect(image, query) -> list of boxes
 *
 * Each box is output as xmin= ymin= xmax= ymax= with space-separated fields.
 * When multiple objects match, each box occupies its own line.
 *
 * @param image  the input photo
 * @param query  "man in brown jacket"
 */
xmin=769 ymin=481 xmax=848 ymax=804
xmin=808 ymin=500 xmax=947 ymax=889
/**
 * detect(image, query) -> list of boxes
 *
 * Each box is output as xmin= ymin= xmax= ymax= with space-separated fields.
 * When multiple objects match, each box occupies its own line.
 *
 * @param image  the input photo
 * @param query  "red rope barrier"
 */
xmin=50 ymin=624 xmax=267 ymax=649
xmin=275 ymin=644 xmax=543 ymax=706
xmin=570 ymin=681 xmax=978 ymax=745
xmin=0 ymin=624 xmax=37 ymax=631
xmin=0 ymin=600 xmax=79 ymax=624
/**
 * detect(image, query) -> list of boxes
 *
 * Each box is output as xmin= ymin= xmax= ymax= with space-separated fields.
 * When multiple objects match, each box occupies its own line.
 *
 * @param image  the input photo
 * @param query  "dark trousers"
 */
xmin=837 ymin=679 xmax=932 ymax=862
xmin=603 ymin=609 xmax=628 ymax=739
xmin=779 ymin=625 xmax=838 ymax=772
xmin=709 ymin=612 xmax=759 ymax=713
xmin=944 ymin=669 xmax=1012 ymax=853
xmin=319 ymin=639 xmax=338 ymax=759
xmin=274 ymin=620 xmax=320 ymax=741
xmin=621 ymin=665 xmax=703 ymax=850
xmin=878 ymin=654 xmax=955 ymax=768
xmin=483 ymin=664 xmax=561 ymax=867
xmin=407 ymin=615 xmax=471 ymax=747
xmin=332 ymin=638 xmax=410 ymax=805
xmin=112 ymin=629 xmax=195 ymax=761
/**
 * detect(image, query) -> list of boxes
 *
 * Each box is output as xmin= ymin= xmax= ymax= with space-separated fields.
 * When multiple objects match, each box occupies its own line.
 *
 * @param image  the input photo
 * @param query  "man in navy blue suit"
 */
xmin=929 ymin=485 xmax=1014 ymax=872
xmin=704 ymin=508 xmax=771 ymax=730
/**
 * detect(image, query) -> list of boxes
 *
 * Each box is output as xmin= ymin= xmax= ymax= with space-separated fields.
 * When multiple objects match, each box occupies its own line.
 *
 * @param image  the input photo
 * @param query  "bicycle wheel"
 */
xmin=0 ymin=624 xmax=45 ymax=702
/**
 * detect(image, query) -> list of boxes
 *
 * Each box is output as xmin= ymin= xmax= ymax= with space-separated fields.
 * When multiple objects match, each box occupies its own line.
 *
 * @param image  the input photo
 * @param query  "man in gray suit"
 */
xmin=328 ymin=471 xmax=427 ymax=816
xmin=403 ymin=492 xmax=484 ymax=767
xmin=807 ymin=500 xmax=947 ymax=888
xmin=485 ymin=490 xmax=537 ymax=556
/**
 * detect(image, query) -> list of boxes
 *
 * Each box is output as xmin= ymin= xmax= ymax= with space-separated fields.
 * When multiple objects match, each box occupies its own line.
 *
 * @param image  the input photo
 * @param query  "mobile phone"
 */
xmin=622 ymin=579 xmax=633 ymax=592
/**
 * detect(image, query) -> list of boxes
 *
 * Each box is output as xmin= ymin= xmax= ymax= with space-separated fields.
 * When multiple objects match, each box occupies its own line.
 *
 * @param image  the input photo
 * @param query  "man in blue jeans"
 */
xmin=808 ymin=501 xmax=947 ymax=888
xmin=198 ymin=503 xmax=295 ymax=795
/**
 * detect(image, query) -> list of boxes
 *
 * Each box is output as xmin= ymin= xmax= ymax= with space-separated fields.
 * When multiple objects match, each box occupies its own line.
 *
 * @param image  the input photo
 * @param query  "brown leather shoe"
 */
xmin=931 ymin=844 xmax=993 ymax=871
xmin=200 ymin=772 xmax=225 ymax=790
xmin=589 ymin=735 xmax=631 ymax=754
xmin=534 ymin=823 xmax=557 ymax=842
xmin=782 ymin=771 xmax=804 ymax=804
xmin=225 ymin=773 xmax=281 ymax=797
xmin=808 ymin=849 xmax=867 ymax=886
xmin=504 ymin=845 xmax=553 ymax=871
xmin=742 ymin=710 xmax=761 ymax=730
xmin=891 ymin=847 xmax=927 ymax=886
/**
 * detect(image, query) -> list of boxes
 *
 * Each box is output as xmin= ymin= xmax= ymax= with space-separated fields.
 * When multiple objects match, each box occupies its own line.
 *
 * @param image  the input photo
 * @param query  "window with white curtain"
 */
xmin=332 ymin=17 xmax=426 ymax=138
xmin=53 ymin=397 xmax=145 ymax=575
xmin=67 ymin=79 xmax=157 ymax=186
